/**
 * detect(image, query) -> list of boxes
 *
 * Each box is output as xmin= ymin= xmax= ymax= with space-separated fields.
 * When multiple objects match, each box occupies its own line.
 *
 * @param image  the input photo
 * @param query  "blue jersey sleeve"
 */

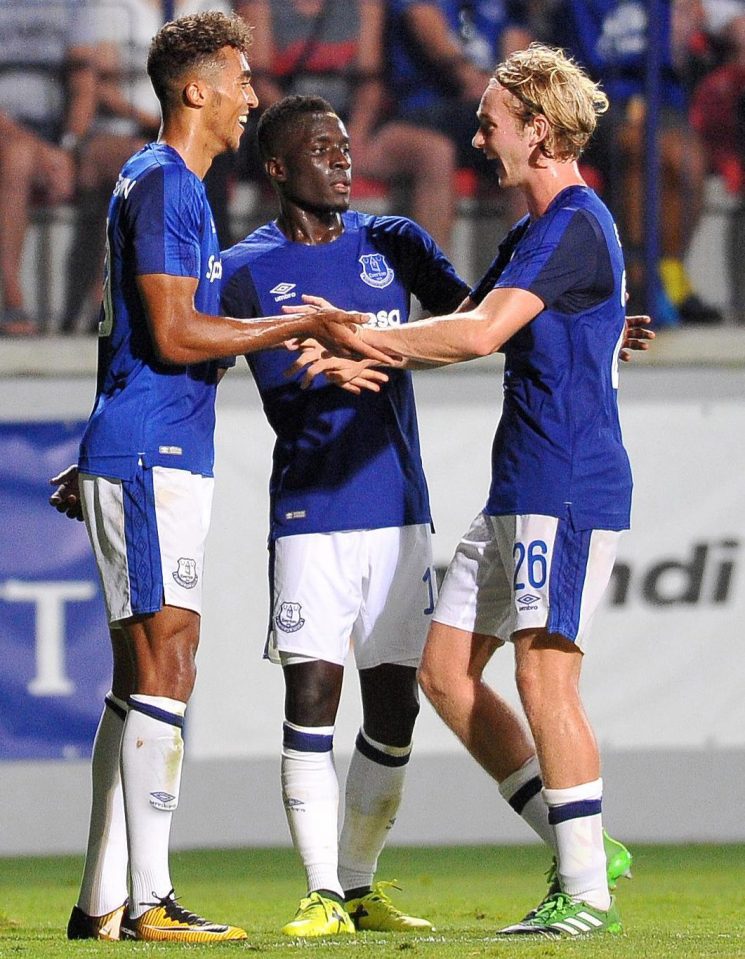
xmin=128 ymin=165 xmax=203 ymax=278
xmin=472 ymin=211 xmax=614 ymax=313
xmin=220 ymin=262 xmax=262 ymax=320
xmin=470 ymin=217 xmax=529 ymax=304
xmin=370 ymin=216 xmax=469 ymax=313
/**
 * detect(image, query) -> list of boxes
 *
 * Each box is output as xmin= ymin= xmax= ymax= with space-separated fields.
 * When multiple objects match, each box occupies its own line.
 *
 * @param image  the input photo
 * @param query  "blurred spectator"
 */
xmin=384 ymin=0 xmax=533 ymax=202
xmin=551 ymin=0 xmax=723 ymax=325
xmin=690 ymin=10 xmax=745 ymax=321
xmin=235 ymin=0 xmax=461 ymax=254
xmin=691 ymin=12 xmax=745 ymax=195
xmin=0 ymin=0 xmax=94 ymax=335
xmin=702 ymin=0 xmax=745 ymax=34
xmin=59 ymin=0 xmax=235 ymax=333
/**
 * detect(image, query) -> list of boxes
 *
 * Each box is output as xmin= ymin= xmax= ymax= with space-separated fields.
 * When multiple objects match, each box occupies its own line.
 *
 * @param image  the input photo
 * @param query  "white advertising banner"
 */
xmin=190 ymin=375 xmax=745 ymax=758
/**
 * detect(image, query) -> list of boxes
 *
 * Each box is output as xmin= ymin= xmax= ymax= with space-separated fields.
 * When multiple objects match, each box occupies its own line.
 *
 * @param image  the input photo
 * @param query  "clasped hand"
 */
xmin=284 ymin=295 xmax=398 ymax=394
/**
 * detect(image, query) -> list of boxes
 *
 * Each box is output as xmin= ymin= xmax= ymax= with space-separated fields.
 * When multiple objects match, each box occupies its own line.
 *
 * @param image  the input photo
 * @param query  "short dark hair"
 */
xmin=147 ymin=11 xmax=253 ymax=114
xmin=256 ymin=95 xmax=336 ymax=162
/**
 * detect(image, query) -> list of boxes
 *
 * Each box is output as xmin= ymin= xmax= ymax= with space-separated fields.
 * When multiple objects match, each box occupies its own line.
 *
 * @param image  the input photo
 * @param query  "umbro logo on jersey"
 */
xmin=270 ymin=282 xmax=297 ymax=301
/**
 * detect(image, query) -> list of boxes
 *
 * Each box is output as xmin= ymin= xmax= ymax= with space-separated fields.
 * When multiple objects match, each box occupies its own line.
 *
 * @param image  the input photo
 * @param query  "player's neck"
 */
xmin=276 ymin=206 xmax=345 ymax=245
xmin=157 ymin=117 xmax=218 ymax=180
xmin=524 ymin=160 xmax=585 ymax=219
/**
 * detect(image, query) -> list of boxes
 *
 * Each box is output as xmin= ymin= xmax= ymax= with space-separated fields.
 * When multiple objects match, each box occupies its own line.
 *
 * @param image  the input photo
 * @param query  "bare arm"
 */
xmin=404 ymin=1 xmax=490 ymax=100
xmin=136 ymin=273 xmax=392 ymax=365
xmin=360 ymin=295 xmax=654 ymax=367
xmin=356 ymin=286 xmax=543 ymax=366
xmin=62 ymin=45 xmax=98 ymax=144
xmin=346 ymin=0 xmax=387 ymax=144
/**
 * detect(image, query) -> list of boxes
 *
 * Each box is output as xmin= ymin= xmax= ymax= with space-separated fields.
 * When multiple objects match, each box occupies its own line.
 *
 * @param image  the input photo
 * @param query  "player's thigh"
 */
xmin=506 ymin=514 xmax=621 ymax=649
xmin=420 ymin=619 xmax=504 ymax=701
xmin=79 ymin=466 xmax=213 ymax=623
xmin=267 ymin=531 xmax=364 ymax=666
xmin=433 ymin=511 xmax=513 ymax=639
xmin=353 ymin=524 xmax=436 ymax=670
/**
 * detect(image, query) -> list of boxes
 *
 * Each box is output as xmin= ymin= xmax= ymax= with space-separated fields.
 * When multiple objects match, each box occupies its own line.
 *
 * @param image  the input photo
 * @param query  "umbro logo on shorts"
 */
xmin=517 ymin=593 xmax=540 ymax=610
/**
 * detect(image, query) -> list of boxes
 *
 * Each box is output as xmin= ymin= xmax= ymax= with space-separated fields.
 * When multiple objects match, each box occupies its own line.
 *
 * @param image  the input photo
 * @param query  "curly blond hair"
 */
xmin=147 ymin=11 xmax=253 ymax=115
xmin=493 ymin=43 xmax=608 ymax=161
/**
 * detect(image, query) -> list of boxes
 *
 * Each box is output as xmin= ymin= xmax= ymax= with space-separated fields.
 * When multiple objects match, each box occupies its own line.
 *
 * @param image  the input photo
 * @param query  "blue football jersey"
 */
xmin=552 ymin=0 xmax=685 ymax=110
xmin=221 ymin=211 xmax=468 ymax=539
xmin=388 ymin=0 xmax=527 ymax=111
xmin=470 ymin=185 xmax=632 ymax=531
xmin=78 ymin=143 xmax=223 ymax=481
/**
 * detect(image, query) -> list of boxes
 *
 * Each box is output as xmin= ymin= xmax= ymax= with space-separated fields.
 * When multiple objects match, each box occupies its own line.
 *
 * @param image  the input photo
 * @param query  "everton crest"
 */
xmin=172 ymin=557 xmax=198 ymax=589
xmin=275 ymin=601 xmax=305 ymax=633
xmin=359 ymin=253 xmax=394 ymax=289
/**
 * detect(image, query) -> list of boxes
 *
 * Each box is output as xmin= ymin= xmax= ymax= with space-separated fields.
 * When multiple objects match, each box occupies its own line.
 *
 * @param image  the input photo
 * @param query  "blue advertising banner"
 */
xmin=0 ymin=422 xmax=109 ymax=759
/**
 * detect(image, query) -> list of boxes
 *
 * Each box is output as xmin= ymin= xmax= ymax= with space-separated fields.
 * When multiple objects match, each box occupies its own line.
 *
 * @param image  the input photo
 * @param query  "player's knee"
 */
xmin=514 ymin=659 xmax=540 ymax=710
xmin=368 ymin=687 xmax=420 ymax=744
xmin=418 ymin=135 xmax=456 ymax=178
xmin=285 ymin=689 xmax=337 ymax=726
xmin=417 ymin=655 xmax=450 ymax=712
xmin=284 ymin=662 xmax=343 ymax=726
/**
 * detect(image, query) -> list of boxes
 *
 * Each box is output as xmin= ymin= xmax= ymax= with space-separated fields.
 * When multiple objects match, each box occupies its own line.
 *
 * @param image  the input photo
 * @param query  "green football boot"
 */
xmin=522 ymin=830 xmax=632 ymax=922
xmin=499 ymin=892 xmax=622 ymax=938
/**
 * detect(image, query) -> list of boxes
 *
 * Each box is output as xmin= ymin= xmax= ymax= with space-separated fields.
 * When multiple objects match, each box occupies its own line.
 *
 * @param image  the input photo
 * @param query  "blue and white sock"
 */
xmin=338 ymin=729 xmax=410 ymax=895
xmin=281 ymin=721 xmax=342 ymax=898
xmin=498 ymin=755 xmax=555 ymax=851
xmin=543 ymin=778 xmax=609 ymax=910
xmin=122 ymin=695 xmax=186 ymax=917
xmin=77 ymin=693 xmax=129 ymax=917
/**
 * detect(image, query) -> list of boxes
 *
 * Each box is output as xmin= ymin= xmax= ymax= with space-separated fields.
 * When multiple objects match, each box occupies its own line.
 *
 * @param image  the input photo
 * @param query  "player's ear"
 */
xmin=266 ymin=156 xmax=287 ymax=182
xmin=529 ymin=114 xmax=549 ymax=148
xmin=183 ymin=78 xmax=207 ymax=109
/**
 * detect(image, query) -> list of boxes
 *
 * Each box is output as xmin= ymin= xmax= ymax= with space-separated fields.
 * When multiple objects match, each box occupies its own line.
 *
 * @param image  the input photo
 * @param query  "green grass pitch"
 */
xmin=1 ymin=844 xmax=743 ymax=958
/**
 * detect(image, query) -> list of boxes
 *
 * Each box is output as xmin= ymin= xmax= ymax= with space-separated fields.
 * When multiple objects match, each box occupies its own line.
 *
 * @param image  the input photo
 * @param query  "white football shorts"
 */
xmin=266 ymin=523 xmax=437 ymax=669
xmin=80 ymin=466 xmax=214 ymax=623
xmin=434 ymin=512 xmax=622 ymax=649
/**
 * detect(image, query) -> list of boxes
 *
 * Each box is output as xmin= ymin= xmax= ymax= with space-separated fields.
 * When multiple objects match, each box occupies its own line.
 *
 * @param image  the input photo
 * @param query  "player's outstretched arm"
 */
xmin=136 ymin=274 xmax=391 ymax=366
xmin=620 ymin=314 xmax=655 ymax=362
xmin=288 ymin=287 xmax=541 ymax=384
xmin=49 ymin=464 xmax=84 ymax=521
xmin=356 ymin=286 xmax=542 ymax=366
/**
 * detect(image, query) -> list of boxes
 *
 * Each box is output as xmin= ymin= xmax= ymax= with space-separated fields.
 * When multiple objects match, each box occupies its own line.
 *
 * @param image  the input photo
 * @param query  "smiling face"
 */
xmin=204 ymin=46 xmax=257 ymax=154
xmin=472 ymin=80 xmax=533 ymax=189
xmin=270 ymin=111 xmax=352 ymax=214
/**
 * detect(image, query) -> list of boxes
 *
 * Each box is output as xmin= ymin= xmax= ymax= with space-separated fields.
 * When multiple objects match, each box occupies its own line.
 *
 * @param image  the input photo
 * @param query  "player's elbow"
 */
xmin=469 ymin=328 xmax=503 ymax=357
xmin=152 ymin=334 xmax=190 ymax=366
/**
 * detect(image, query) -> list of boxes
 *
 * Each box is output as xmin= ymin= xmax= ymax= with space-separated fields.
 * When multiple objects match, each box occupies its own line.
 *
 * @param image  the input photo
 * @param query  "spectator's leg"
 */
xmin=355 ymin=125 xmax=457 ymax=254
xmin=0 ymin=135 xmax=38 ymax=318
